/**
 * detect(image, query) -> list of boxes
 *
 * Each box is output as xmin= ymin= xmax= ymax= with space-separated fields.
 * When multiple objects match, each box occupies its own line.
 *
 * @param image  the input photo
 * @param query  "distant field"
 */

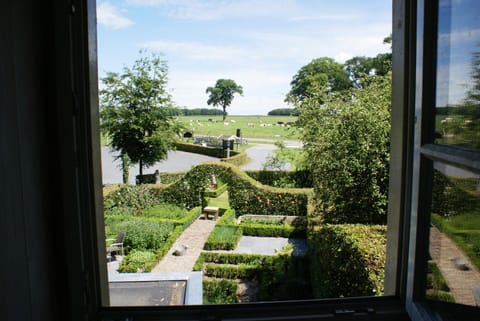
xmin=176 ymin=115 xmax=299 ymax=140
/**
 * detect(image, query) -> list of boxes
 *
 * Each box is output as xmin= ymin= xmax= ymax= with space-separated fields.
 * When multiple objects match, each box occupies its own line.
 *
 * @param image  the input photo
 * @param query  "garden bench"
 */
xmin=202 ymin=206 xmax=219 ymax=220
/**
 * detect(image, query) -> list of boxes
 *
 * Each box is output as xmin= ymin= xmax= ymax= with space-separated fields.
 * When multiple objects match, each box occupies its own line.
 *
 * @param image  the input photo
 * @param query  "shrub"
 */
xmin=203 ymin=279 xmax=238 ymax=304
xmin=143 ymin=204 xmax=188 ymax=220
xmin=118 ymin=250 xmax=157 ymax=273
xmin=117 ymin=220 xmax=174 ymax=251
xmin=103 ymin=184 xmax=159 ymax=215
xmin=297 ymin=75 xmax=391 ymax=224
xmin=195 ymin=252 xmax=311 ymax=302
xmin=308 ymin=224 xmax=386 ymax=298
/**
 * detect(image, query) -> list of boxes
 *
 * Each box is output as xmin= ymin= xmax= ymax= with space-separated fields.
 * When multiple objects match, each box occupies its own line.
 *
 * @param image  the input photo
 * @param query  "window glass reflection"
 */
xmin=435 ymin=0 xmax=480 ymax=148
xmin=428 ymin=161 xmax=480 ymax=306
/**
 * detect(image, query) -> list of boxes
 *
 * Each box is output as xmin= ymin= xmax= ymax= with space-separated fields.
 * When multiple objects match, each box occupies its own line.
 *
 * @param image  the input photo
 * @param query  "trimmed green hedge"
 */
xmin=245 ymin=170 xmax=313 ymax=188
xmin=136 ymin=171 xmax=186 ymax=185
xmin=204 ymin=225 xmax=243 ymax=250
xmin=152 ymin=162 xmax=312 ymax=216
xmin=194 ymin=252 xmax=311 ymax=302
xmin=203 ymin=279 xmax=238 ymax=304
xmin=240 ymin=223 xmax=306 ymax=238
xmin=308 ymin=224 xmax=386 ymax=298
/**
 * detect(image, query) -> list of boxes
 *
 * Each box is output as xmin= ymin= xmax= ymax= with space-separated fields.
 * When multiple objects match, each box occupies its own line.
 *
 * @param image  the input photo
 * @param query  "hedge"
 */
xmin=308 ymin=224 xmax=386 ymax=298
xmin=195 ymin=252 xmax=311 ymax=302
xmin=245 ymin=170 xmax=313 ymax=188
xmin=152 ymin=162 xmax=312 ymax=216
xmin=203 ymin=225 xmax=243 ymax=250
xmin=111 ymin=207 xmax=201 ymax=273
xmin=203 ymin=279 xmax=238 ymax=304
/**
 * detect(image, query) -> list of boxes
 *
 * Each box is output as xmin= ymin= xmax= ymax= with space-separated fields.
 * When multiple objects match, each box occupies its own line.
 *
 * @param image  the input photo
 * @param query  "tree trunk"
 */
xmin=139 ymin=159 xmax=143 ymax=177
xmin=222 ymin=105 xmax=226 ymax=121
xmin=121 ymin=153 xmax=129 ymax=184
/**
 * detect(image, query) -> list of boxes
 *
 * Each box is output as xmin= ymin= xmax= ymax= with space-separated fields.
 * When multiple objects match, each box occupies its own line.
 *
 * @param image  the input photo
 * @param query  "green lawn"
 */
xmin=176 ymin=115 xmax=299 ymax=140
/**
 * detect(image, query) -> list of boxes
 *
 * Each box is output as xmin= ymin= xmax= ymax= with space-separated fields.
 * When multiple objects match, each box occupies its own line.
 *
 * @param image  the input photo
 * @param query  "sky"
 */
xmin=96 ymin=0 xmax=392 ymax=115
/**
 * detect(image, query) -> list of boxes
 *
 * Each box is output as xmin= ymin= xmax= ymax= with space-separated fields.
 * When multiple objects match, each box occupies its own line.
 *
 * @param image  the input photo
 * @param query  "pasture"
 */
xmin=176 ymin=115 xmax=299 ymax=140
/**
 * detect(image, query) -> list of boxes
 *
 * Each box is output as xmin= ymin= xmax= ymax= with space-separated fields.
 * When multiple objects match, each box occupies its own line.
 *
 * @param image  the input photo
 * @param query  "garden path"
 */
xmin=429 ymin=226 xmax=480 ymax=305
xmin=151 ymin=218 xmax=216 ymax=273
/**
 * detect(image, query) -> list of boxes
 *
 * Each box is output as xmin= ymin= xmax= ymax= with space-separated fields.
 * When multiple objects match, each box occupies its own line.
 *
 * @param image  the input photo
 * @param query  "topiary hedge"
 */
xmin=308 ymin=224 xmax=386 ymax=298
xmin=203 ymin=279 xmax=238 ymax=304
xmin=151 ymin=162 xmax=312 ymax=216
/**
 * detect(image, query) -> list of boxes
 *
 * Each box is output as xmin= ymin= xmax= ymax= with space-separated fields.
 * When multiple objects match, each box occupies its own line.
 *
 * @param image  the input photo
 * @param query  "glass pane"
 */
xmin=97 ymin=1 xmax=393 ymax=306
xmin=428 ymin=161 xmax=480 ymax=306
xmin=435 ymin=0 xmax=480 ymax=148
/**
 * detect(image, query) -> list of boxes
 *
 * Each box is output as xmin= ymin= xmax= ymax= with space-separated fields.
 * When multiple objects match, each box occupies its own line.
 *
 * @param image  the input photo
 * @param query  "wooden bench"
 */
xmin=202 ymin=206 xmax=219 ymax=220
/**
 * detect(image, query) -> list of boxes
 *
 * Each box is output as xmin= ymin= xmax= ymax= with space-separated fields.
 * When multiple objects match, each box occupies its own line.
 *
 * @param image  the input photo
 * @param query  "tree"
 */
xmin=344 ymin=36 xmax=392 ymax=88
xmin=296 ymin=73 xmax=391 ymax=224
xmin=286 ymin=57 xmax=351 ymax=104
xmin=206 ymin=79 xmax=243 ymax=121
xmin=100 ymin=51 xmax=177 ymax=177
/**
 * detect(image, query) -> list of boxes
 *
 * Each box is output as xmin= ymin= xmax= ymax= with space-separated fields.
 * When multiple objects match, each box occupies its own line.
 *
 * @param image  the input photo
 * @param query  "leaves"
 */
xmin=297 ymin=73 xmax=391 ymax=224
xmin=206 ymin=79 xmax=243 ymax=121
xmin=100 ymin=50 xmax=178 ymax=175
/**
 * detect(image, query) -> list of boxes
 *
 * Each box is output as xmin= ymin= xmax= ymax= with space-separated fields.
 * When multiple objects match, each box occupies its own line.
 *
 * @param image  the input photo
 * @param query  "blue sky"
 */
xmin=96 ymin=0 xmax=392 ymax=115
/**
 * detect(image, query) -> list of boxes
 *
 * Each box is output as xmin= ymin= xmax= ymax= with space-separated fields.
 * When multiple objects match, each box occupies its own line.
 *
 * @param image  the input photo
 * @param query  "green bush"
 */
xmin=308 ymin=224 xmax=386 ymax=298
xmin=196 ymin=252 xmax=311 ymax=302
xmin=204 ymin=225 xmax=243 ymax=250
xmin=240 ymin=223 xmax=306 ymax=238
xmin=117 ymin=220 xmax=174 ymax=251
xmin=245 ymin=170 xmax=313 ymax=188
xmin=103 ymin=184 xmax=159 ymax=215
xmin=297 ymin=75 xmax=391 ymax=225
xmin=143 ymin=204 xmax=188 ymax=220
xmin=203 ymin=279 xmax=238 ymax=304
xmin=118 ymin=250 xmax=157 ymax=273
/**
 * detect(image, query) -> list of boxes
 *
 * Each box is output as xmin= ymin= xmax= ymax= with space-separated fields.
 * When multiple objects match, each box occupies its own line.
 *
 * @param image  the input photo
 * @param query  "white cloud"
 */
xmin=97 ymin=2 xmax=134 ymax=30
xmin=142 ymin=40 xmax=248 ymax=62
xmin=127 ymin=0 xmax=302 ymax=21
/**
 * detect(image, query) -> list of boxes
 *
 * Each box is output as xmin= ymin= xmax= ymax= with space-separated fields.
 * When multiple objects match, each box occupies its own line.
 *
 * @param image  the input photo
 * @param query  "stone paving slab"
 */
xmin=230 ymin=236 xmax=307 ymax=256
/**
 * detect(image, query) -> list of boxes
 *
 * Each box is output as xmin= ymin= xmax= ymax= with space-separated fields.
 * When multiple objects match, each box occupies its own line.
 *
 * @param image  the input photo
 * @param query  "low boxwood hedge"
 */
xmin=203 ymin=279 xmax=238 ymax=304
xmin=203 ymin=225 xmax=243 ymax=250
xmin=308 ymin=224 xmax=386 ymax=298
xmin=195 ymin=252 xmax=311 ymax=302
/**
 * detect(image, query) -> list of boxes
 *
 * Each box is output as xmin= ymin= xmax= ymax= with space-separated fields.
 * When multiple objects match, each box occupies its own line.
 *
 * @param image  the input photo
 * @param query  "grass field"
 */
xmin=176 ymin=115 xmax=299 ymax=140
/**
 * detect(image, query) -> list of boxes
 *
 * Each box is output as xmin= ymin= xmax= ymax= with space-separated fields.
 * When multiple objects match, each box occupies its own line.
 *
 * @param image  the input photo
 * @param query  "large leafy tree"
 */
xmin=100 ymin=51 xmax=177 ymax=178
xmin=344 ymin=37 xmax=392 ymax=87
xmin=286 ymin=57 xmax=351 ymax=104
xmin=297 ymin=73 xmax=391 ymax=224
xmin=206 ymin=79 xmax=243 ymax=121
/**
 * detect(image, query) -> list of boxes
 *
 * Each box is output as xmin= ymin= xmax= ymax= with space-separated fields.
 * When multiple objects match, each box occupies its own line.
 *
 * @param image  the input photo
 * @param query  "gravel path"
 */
xmin=152 ymin=218 xmax=216 ymax=273
xmin=429 ymin=226 xmax=480 ymax=305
